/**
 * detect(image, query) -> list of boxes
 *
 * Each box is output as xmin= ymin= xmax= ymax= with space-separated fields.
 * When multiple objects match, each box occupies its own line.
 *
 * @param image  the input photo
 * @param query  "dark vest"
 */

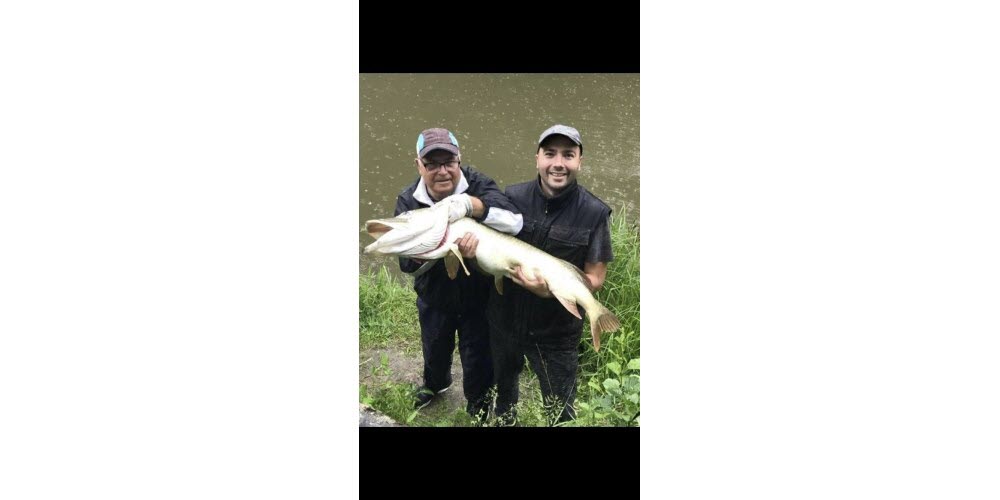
xmin=488 ymin=178 xmax=611 ymax=340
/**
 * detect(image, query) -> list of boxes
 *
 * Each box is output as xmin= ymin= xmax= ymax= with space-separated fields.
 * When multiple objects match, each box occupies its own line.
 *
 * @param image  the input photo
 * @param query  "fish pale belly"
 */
xmin=444 ymin=220 xmax=511 ymax=278
xmin=448 ymin=219 xmax=586 ymax=289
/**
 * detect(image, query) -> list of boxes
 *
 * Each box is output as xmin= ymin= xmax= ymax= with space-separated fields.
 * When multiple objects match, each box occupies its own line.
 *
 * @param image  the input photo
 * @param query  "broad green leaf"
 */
xmin=603 ymin=378 xmax=622 ymax=395
xmin=623 ymin=374 xmax=640 ymax=392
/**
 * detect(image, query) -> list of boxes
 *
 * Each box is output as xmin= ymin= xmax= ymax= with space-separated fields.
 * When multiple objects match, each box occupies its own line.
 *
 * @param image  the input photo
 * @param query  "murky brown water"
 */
xmin=359 ymin=73 xmax=640 ymax=273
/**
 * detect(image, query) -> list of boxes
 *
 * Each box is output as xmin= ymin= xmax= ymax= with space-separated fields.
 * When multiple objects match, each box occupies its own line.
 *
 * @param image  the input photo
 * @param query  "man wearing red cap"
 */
xmin=394 ymin=127 xmax=522 ymax=420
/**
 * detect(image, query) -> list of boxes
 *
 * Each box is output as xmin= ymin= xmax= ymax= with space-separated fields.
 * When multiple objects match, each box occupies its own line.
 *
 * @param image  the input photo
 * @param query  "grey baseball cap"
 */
xmin=537 ymin=124 xmax=583 ymax=151
xmin=416 ymin=128 xmax=461 ymax=158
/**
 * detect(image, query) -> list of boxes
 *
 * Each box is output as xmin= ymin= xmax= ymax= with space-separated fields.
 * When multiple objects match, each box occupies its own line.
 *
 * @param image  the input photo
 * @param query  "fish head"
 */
xmin=363 ymin=204 xmax=451 ymax=257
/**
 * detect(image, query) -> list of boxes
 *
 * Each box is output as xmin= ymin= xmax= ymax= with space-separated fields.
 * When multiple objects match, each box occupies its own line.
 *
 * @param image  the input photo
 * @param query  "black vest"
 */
xmin=488 ymin=178 xmax=611 ymax=340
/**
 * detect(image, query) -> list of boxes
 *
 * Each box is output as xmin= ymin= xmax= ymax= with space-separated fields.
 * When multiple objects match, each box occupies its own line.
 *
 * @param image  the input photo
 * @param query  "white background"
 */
xmin=653 ymin=1 xmax=1000 ymax=498
xmin=1 ymin=1 xmax=998 ymax=498
xmin=1 ymin=2 xmax=353 ymax=498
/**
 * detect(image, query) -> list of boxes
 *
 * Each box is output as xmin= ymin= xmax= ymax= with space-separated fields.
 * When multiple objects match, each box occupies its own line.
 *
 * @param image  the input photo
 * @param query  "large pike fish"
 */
xmin=364 ymin=203 xmax=620 ymax=351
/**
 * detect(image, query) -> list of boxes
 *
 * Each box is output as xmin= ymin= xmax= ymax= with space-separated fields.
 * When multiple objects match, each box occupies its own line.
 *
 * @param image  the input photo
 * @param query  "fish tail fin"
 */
xmin=588 ymin=304 xmax=621 ymax=352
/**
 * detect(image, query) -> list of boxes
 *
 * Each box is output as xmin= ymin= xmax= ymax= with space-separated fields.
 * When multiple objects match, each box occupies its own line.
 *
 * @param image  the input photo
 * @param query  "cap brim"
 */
xmin=419 ymin=144 xmax=460 ymax=158
xmin=538 ymin=132 xmax=582 ymax=147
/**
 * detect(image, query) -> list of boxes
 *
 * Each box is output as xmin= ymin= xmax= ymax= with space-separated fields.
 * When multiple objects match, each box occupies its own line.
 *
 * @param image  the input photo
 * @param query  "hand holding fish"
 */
xmin=510 ymin=266 xmax=551 ymax=298
xmin=455 ymin=233 xmax=479 ymax=259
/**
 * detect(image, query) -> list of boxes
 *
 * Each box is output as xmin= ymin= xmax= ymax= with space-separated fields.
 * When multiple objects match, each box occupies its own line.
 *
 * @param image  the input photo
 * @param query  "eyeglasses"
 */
xmin=421 ymin=159 xmax=460 ymax=171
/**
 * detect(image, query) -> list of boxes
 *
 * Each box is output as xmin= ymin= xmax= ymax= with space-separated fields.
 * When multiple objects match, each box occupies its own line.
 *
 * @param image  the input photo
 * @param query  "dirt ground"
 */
xmin=359 ymin=346 xmax=467 ymax=418
xmin=359 ymin=341 xmax=550 ymax=426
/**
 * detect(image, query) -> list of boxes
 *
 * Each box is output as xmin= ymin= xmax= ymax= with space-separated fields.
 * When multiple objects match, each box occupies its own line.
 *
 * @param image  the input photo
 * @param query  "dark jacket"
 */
xmin=395 ymin=165 xmax=521 ymax=313
xmin=488 ymin=177 xmax=613 ymax=341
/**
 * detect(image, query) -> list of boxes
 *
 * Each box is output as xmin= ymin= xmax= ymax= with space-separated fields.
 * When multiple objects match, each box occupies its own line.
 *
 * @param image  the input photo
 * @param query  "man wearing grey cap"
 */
xmin=486 ymin=124 xmax=614 ymax=425
xmin=394 ymin=127 xmax=523 ymax=419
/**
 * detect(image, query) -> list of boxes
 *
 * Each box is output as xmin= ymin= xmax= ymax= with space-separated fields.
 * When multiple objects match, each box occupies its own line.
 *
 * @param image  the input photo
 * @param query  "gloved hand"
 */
xmin=438 ymin=193 xmax=473 ymax=222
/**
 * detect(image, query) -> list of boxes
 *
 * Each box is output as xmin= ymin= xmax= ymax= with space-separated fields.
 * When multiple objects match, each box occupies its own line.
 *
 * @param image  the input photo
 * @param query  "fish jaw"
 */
xmin=363 ymin=204 xmax=451 ymax=257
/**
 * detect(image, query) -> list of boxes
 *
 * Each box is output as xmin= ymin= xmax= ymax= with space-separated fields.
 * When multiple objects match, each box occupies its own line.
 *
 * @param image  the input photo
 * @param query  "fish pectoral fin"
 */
xmin=494 ymin=276 xmax=504 ymax=295
xmin=552 ymin=291 xmax=583 ymax=320
xmin=443 ymin=244 xmax=471 ymax=279
xmin=444 ymin=252 xmax=460 ymax=280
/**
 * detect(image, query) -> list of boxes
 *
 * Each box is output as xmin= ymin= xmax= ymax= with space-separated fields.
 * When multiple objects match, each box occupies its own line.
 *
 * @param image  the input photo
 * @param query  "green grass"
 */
xmin=359 ymin=353 xmax=479 ymax=427
xmin=573 ymin=208 xmax=641 ymax=426
xmin=359 ymin=208 xmax=640 ymax=426
xmin=359 ymin=266 xmax=420 ymax=351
